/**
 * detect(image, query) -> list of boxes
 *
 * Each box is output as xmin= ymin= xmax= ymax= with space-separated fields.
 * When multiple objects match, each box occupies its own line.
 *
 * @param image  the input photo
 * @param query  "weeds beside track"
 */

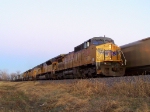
xmin=0 ymin=77 xmax=150 ymax=112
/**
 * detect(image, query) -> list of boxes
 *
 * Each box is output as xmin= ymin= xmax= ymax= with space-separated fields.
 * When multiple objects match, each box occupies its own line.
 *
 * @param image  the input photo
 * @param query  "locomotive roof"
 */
xmin=91 ymin=36 xmax=113 ymax=41
xmin=74 ymin=36 xmax=114 ymax=52
xmin=120 ymin=37 xmax=150 ymax=49
xmin=44 ymin=54 xmax=66 ymax=65
xmin=32 ymin=54 xmax=66 ymax=69
xmin=24 ymin=69 xmax=32 ymax=73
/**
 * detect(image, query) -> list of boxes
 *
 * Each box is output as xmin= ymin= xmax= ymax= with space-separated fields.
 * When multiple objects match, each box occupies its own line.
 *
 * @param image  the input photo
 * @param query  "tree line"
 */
xmin=0 ymin=70 xmax=20 ymax=81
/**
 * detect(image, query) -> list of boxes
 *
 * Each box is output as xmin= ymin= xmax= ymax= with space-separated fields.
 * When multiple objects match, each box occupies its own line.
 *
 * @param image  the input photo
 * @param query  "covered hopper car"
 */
xmin=22 ymin=36 xmax=126 ymax=81
xmin=121 ymin=37 xmax=150 ymax=75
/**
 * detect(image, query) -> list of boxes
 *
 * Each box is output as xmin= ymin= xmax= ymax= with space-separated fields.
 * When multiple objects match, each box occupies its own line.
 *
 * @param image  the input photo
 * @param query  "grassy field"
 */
xmin=0 ymin=78 xmax=150 ymax=112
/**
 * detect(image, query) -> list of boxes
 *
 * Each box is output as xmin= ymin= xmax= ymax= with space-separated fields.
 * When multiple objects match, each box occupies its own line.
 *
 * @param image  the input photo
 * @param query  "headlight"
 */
xmin=109 ymin=45 xmax=112 ymax=49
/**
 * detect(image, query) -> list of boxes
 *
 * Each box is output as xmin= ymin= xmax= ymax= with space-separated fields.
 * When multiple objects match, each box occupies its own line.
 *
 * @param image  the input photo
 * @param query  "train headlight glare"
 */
xmin=109 ymin=45 xmax=112 ymax=49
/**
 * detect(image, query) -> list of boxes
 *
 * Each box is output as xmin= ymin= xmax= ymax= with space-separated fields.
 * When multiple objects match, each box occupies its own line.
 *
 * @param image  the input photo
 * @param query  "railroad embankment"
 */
xmin=0 ymin=78 xmax=150 ymax=112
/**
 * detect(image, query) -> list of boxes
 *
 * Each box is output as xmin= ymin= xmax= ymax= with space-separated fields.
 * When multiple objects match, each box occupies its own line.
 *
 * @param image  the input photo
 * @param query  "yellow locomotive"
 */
xmin=23 ymin=36 xmax=126 ymax=80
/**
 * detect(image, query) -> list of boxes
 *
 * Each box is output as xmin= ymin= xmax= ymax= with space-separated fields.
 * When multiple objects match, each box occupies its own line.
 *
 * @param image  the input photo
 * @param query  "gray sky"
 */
xmin=0 ymin=0 xmax=150 ymax=73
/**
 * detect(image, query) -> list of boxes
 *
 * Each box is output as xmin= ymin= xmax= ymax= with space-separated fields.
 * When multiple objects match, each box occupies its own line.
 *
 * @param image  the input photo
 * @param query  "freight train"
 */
xmin=15 ymin=36 xmax=126 ymax=81
xmin=121 ymin=37 xmax=150 ymax=75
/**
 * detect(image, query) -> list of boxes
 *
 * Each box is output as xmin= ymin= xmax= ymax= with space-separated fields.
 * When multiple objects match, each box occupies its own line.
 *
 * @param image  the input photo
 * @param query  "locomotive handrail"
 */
xmin=120 ymin=50 xmax=126 ymax=65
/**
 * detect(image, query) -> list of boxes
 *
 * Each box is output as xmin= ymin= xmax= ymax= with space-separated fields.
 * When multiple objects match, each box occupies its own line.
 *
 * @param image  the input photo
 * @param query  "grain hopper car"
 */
xmin=121 ymin=37 xmax=150 ymax=75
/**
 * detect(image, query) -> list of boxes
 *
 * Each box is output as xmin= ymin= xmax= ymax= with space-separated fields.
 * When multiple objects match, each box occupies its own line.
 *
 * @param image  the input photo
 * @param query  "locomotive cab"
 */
xmin=74 ymin=36 xmax=126 ymax=77
xmin=94 ymin=37 xmax=126 ymax=76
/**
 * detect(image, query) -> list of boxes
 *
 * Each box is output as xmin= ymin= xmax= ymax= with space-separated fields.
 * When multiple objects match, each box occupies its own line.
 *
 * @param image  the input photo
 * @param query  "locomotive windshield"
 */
xmin=93 ymin=40 xmax=104 ymax=45
xmin=92 ymin=39 xmax=114 ymax=45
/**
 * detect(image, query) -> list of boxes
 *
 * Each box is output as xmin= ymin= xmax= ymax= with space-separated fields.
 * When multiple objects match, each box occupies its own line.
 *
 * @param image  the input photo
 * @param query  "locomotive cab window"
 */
xmin=104 ymin=39 xmax=114 ymax=44
xmin=92 ymin=39 xmax=114 ymax=45
xmin=84 ymin=40 xmax=91 ymax=49
xmin=92 ymin=40 xmax=104 ymax=45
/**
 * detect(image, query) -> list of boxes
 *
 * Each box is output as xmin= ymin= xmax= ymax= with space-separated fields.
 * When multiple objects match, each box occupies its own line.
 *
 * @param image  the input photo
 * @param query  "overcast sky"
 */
xmin=0 ymin=0 xmax=150 ymax=73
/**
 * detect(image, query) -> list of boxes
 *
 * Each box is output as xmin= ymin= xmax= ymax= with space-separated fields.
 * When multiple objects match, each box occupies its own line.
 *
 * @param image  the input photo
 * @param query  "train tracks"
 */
xmin=37 ymin=75 xmax=150 ymax=86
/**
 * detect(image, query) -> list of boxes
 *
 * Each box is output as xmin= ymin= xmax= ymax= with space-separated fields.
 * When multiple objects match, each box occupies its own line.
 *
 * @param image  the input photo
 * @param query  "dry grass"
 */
xmin=0 ymin=78 xmax=150 ymax=112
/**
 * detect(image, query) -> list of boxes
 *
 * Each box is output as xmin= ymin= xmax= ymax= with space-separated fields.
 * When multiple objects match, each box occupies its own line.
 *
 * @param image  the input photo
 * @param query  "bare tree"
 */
xmin=10 ymin=71 xmax=21 ymax=80
xmin=0 ymin=70 xmax=22 ymax=81
xmin=10 ymin=72 xmax=17 ymax=80
xmin=0 ymin=70 xmax=10 ymax=81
